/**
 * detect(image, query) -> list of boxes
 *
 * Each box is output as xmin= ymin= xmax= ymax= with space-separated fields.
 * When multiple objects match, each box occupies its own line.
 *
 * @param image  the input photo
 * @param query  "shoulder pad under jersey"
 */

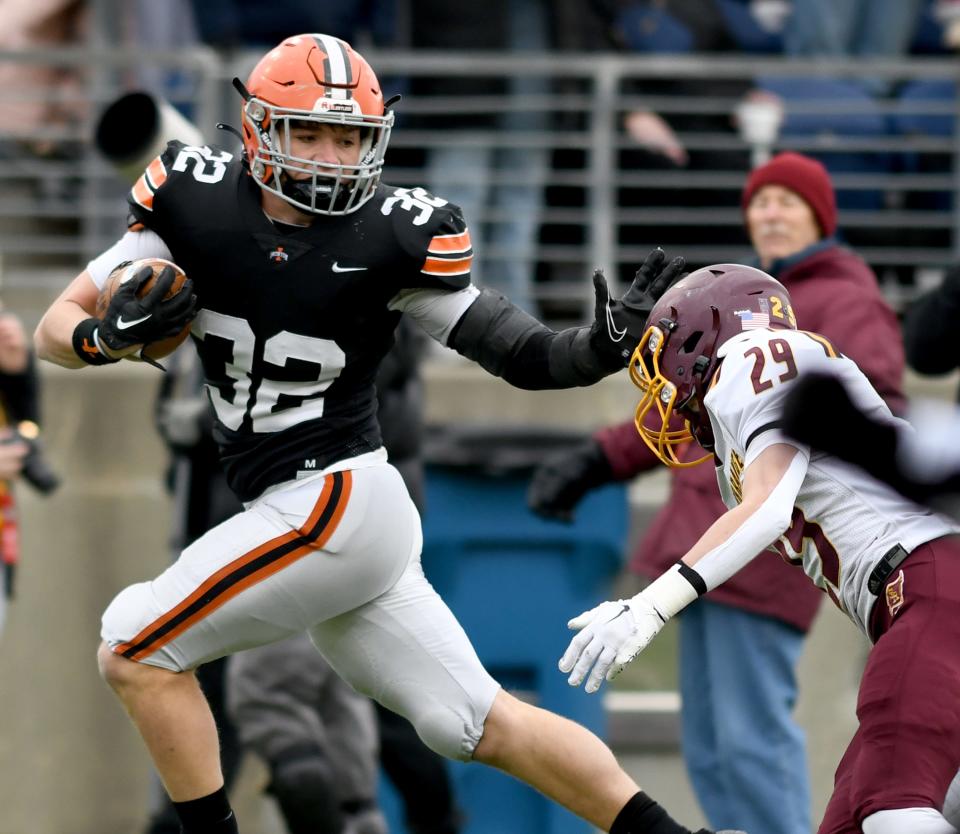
xmin=380 ymin=185 xmax=474 ymax=291
xmin=126 ymin=140 xmax=238 ymax=231
xmin=710 ymin=329 xmax=842 ymax=455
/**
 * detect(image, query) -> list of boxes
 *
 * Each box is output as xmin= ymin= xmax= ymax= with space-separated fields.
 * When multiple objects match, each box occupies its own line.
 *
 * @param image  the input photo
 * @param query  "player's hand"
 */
xmin=589 ymin=248 xmax=686 ymax=369
xmin=527 ymin=439 xmax=613 ymax=523
xmin=559 ymin=596 xmax=666 ymax=693
xmin=98 ymin=265 xmax=197 ymax=355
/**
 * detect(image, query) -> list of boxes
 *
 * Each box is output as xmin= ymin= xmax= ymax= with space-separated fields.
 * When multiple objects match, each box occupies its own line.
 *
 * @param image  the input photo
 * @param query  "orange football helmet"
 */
xmin=239 ymin=34 xmax=393 ymax=215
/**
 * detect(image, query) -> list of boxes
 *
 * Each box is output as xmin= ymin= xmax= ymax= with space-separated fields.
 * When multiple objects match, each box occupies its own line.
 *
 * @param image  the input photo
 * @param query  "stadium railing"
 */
xmin=1 ymin=46 xmax=958 ymax=320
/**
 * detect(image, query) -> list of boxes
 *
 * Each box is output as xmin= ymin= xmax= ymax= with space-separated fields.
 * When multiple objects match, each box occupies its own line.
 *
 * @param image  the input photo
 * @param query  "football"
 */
xmin=96 ymin=258 xmax=193 ymax=361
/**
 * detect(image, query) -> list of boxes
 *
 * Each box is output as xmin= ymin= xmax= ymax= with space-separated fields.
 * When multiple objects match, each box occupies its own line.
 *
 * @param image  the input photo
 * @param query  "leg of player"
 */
xmin=303 ymin=501 xmax=740 ymax=834
xmin=475 ymin=695 xmax=729 ymax=834
xmin=97 ymin=645 xmax=235 ymax=833
xmin=473 ymin=689 xmax=637 ymax=828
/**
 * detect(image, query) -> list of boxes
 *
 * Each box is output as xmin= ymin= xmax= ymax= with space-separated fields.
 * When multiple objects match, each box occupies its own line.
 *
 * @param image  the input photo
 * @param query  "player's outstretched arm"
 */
xmin=561 ymin=443 xmax=805 ymax=693
xmin=782 ymin=372 xmax=960 ymax=503
xmin=447 ymin=249 xmax=685 ymax=390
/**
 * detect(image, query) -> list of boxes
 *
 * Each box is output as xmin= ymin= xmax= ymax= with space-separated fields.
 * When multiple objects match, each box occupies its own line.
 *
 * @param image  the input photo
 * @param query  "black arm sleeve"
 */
xmin=903 ymin=268 xmax=960 ymax=376
xmin=447 ymin=288 xmax=617 ymax=390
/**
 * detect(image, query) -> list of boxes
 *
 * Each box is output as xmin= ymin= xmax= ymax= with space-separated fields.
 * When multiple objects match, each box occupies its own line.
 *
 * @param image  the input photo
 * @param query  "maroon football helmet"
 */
xmin=629 ymin=263 xmax=796 ymax=466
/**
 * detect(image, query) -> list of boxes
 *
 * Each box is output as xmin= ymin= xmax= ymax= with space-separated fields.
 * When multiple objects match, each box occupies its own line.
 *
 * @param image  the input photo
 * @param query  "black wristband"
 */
xmin=610 ymin=790 xmax=693 ymax=834
xmin=72 ymin=318 xmax=120 ymax=366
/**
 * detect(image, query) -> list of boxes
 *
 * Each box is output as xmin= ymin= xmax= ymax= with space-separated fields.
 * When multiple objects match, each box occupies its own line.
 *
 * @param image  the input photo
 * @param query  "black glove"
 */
xmin=589 ymin=248 xmax=686 ymax=369
xmin=98 ymin=265 xmax=197 ymax=353
xmin=527 ymin=438 xmax=613 ymax=522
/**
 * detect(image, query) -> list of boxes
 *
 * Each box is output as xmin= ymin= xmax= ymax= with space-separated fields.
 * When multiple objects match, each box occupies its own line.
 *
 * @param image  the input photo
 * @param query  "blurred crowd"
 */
xmin=2 ymin=0 xmax=960 ymax=315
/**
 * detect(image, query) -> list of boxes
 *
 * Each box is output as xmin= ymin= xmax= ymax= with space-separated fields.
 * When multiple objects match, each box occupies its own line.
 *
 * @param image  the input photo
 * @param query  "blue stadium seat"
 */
xmin=757 ymin=76 xmax=892 ymax=210
xmin=714 ymin=0 xmax=784 ymax=53
xmin=892 ymin=78 xmax=956 ymax=138
xmin=890 ymin=78 xmax=955 ymax=211
xmin=615 ymin=3 xmax=696 ymax=53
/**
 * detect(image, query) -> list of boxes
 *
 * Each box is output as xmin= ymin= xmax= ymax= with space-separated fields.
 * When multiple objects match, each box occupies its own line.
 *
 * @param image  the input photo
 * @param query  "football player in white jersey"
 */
xmin=560 ymin=264 xmax=960 ymax=834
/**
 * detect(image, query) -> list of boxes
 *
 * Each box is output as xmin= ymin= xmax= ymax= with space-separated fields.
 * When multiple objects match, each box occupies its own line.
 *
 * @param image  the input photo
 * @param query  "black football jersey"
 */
xmin=127 ymin=141 xmax=473 ymax=501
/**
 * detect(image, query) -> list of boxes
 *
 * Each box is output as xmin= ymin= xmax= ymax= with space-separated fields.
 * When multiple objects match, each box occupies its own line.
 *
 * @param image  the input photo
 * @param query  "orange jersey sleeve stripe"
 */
xmin=131 ymin=175 xmax=155 ymax=212
xmin=428 ymin=230 xmax=472 ymax=255
xmin=113 ymin=471 xmax=352 ymax=662
xmin=422 ymin=256 xmax=473 ymax=275
xmin=145 ymin=156 xmax=168 ymax=191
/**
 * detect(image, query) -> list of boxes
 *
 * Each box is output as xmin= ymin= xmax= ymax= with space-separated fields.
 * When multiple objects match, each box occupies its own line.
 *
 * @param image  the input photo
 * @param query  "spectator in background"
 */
xmin=528 ymin=151 xmax=905 ymax=834
xmin=409 ymin=0 xmax=552 ymax=315
xmin=188 ymin=0 xmax=398 ymax=49
xmin=0 ymin=306 xmax=58 ymax=637
xmin=598 ymin=0 xmax=754 ymax=265
xmin=783 ymin=0 xmax=925 ymax=58
xmin=903 ymin=261 xmax=960 ymax=405
xmin=0 ymin=0 xmax=87 ymax=157
xmin=227 ymin=634 xmax=388 ymax=834
xmin=934 ymin=0 xmax=960 ymax=49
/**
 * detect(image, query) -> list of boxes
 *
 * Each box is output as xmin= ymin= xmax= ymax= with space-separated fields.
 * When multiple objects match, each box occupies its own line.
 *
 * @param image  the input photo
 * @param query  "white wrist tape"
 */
xmin=636 ymin=563 xmax=701 ymax=621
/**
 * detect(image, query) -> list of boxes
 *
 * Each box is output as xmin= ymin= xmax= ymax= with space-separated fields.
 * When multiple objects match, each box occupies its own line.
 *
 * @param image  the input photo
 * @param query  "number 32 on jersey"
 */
xmin=193 ymin=309 xmax=345 ymax=433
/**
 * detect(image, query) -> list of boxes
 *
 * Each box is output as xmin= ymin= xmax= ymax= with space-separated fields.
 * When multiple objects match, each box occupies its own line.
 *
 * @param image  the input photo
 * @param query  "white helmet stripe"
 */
xmin=313 ymin=34 xmax=351 ymax=100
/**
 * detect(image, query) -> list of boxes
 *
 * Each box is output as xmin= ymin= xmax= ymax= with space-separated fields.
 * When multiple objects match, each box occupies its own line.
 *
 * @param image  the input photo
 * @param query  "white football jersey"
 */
xmin=704 ymin=328 xmax=960 ymax=637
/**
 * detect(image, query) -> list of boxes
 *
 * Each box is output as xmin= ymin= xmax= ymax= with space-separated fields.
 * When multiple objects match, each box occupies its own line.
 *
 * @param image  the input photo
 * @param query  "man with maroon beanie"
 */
xmin=528 ymin=151 xmax=905 ymax=834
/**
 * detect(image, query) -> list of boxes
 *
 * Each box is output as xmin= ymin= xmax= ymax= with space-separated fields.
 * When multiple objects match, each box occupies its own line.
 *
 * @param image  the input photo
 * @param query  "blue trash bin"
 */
xmin=380 ymin=426 xmax=628 ymax=834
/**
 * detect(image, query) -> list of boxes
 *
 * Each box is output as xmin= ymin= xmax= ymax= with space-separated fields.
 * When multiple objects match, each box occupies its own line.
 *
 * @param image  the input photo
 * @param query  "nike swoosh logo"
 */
xmin=606 ymin=302 xmax=627 ymax=341
xmin=116 ymin=313 xmax=151 ymax=330
xmin=331 ymin=262 xmax=368 ymax=273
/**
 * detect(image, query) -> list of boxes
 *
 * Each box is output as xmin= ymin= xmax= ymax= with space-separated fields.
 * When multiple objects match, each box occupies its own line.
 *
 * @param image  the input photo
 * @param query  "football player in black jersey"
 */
xmin=34 ymin=34 xmax=733 ymax=834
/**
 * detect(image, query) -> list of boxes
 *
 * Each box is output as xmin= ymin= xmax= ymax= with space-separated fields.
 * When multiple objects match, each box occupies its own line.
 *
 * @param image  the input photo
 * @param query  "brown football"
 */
xmin=96 ymin=258 xmax=193 ymax=361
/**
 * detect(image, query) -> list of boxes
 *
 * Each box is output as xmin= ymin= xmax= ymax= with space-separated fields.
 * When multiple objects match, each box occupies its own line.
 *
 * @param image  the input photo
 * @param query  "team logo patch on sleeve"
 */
xmin=130 ymin=155 xmax=168 ymax=212
xmin=421 ymin=229 xmax=473 ymax=278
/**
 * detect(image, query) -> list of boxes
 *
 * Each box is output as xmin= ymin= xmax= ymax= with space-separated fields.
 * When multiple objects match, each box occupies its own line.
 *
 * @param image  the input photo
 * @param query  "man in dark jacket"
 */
xmin=529 ymin=152 xmax=905 ymax=834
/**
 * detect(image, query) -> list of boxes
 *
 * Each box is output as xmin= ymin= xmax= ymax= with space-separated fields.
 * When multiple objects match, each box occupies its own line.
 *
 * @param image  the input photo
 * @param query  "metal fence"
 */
xmin=1 ymin=46 xmax=958 ymax=317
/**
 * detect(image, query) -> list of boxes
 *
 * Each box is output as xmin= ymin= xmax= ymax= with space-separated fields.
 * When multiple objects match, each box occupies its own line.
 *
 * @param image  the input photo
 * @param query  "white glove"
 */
xmin=558 ymin=596 xmax=666 ymax=693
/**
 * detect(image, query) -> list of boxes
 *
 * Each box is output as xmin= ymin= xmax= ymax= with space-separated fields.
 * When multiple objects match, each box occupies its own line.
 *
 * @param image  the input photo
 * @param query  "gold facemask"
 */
xmin=629 ymin=325 xmax=711 ymax=468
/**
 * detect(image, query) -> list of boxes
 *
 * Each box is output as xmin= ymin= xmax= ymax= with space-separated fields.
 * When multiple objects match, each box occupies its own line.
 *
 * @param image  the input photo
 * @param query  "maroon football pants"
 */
xmin=818 ymin=536 xmax=960 ymax=833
